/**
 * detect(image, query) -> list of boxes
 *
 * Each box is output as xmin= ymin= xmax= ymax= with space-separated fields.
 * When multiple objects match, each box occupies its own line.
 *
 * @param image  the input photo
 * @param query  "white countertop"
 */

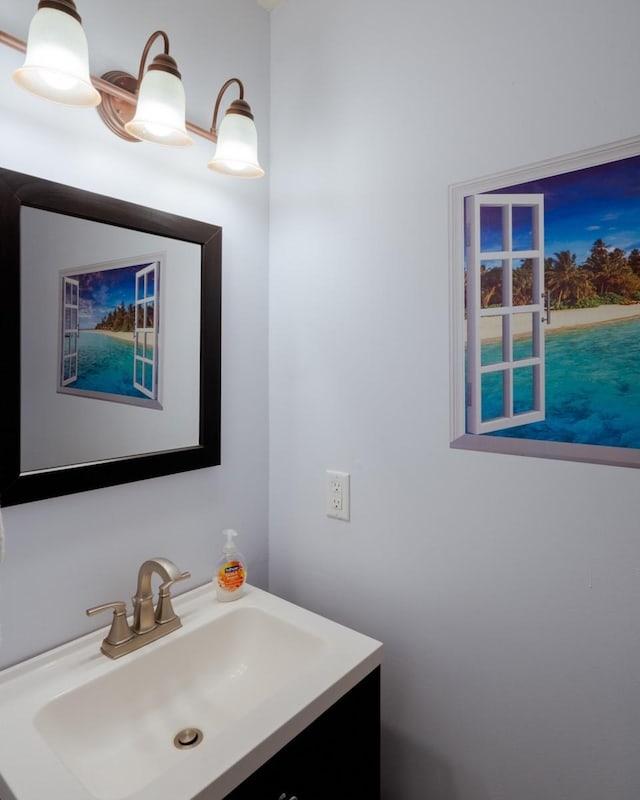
xmin=0 ymin=583 xmax=382 ymax=800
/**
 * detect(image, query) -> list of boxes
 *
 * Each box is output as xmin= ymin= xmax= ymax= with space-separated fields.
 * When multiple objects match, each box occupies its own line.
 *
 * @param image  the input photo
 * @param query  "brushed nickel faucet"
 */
xmin=86 ymin=557 xmax=191 ymax=659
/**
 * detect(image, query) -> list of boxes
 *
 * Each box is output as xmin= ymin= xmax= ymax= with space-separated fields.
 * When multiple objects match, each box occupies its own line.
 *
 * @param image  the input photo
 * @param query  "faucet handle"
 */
xmin=86 ymin=601 xmax=134 ymax=646
xmin=158 ymin=570 xmax=191 ymax=593
xmin=155 ymin=571 xmax=191 ymax=625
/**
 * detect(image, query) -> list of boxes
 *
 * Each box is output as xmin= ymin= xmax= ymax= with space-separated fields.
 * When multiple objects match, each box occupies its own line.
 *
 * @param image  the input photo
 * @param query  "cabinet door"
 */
xmin=225 ymin=667 xmax=380 ymax=800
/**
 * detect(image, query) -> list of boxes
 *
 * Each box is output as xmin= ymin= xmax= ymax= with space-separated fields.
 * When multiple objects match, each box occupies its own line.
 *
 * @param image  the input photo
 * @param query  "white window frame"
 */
xmin=466 ymin=193 xmax=545 ymax=434
xmin=60 ymin=276 xmax=79 ymax=387
xmin=134 ymin=261 xmax=160 ymax=400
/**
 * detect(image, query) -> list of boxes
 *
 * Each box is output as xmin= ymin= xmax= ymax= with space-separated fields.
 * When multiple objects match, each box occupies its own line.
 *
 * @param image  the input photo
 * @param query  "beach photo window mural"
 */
xmin=450 ymin=138 xmax=640 ymax=468
xmin=58 ymin=256 xmax=162 ymax=409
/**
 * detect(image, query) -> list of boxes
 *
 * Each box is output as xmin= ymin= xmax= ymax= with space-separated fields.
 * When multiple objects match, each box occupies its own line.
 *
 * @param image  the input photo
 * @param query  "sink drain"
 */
xmin=173 ymin=728 xmax=204 ymax=750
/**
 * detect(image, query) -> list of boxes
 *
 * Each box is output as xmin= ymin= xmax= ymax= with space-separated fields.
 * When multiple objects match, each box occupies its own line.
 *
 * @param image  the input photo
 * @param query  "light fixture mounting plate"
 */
xmin=96 ymin=70 xmax=139 ymax=142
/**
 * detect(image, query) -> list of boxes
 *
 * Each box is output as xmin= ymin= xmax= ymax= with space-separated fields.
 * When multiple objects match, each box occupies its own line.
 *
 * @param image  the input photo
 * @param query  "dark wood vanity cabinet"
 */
xmin=224 ymin=667 xmax=380 ymax=800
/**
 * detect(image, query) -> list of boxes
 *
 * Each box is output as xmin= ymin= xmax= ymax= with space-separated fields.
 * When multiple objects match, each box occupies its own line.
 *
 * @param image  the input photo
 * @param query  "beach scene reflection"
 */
xmin=73 ymin=330 xmax=147 ymax=398
xmin=59 ymin=258 xmax=161 ymax=407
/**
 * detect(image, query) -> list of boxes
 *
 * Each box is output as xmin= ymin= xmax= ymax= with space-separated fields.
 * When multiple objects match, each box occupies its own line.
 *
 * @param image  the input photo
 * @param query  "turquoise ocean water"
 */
xmin=478 ymin=316 xmax=640 ymax=448
xmin=73 ymin=331 xmax=147 ymax=399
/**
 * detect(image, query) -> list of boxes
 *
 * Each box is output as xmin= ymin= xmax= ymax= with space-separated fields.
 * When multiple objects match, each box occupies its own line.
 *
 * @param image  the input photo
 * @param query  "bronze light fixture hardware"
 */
xmin=1 ymin=2 xmax=264 ymax=176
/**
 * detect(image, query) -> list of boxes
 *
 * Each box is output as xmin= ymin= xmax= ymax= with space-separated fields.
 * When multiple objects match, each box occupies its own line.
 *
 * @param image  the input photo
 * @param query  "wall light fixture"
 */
xmin=1 ymin=0 xmax=264 ymax=178
xmin=123 ymin=30 xmax=192 ymax=148
xmin=12 ymin=0 xmax=100 ymax=107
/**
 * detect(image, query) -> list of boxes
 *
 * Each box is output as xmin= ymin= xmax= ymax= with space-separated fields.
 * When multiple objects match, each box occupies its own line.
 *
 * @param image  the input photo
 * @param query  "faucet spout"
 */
xmin=133 ymin=557 xmax=190 ymax=634
xmin=88 ymin=556 xmax=191 ymax=658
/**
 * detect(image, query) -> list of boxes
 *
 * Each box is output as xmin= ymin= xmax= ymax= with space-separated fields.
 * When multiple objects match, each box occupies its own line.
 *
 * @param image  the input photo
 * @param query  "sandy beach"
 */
xmin=477 ymin=303 xmax=640 ymax=341
xmin=82 ymin=329 xmax=134 ymax=343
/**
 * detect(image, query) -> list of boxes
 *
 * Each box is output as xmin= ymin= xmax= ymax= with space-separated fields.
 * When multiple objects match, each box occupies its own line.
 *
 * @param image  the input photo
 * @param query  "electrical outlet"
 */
xmin=326 ymin=470 xmax=350 ymax=521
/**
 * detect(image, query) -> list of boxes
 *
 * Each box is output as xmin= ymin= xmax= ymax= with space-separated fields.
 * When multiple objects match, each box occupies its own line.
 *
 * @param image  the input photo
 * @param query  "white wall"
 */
xmin=0 ymin=0 xmax=270 ymax=668
xmin=269 ymin=1 xmax=640 ymax=799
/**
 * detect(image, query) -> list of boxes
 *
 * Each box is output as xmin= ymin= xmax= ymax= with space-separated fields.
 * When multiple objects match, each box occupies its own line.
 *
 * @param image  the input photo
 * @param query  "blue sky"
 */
xmin=69 ymin=262 xmax=150 ymax=329
xmin=481 ymin=154 xmax=640 ymax=264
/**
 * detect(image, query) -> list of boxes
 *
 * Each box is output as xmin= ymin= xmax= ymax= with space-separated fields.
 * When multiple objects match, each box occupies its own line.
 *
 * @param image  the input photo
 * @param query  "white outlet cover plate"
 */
xmin=326 ymin=470 xmax=350 ymax=521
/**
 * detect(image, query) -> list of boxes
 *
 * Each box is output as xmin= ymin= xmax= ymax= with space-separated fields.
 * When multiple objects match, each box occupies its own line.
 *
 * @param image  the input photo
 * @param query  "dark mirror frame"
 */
xmin=0 ymin=167 xmax=221 ymax=506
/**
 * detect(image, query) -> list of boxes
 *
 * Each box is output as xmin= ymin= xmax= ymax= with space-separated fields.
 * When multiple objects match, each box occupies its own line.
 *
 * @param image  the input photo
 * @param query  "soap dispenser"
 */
xmin=215 ymin=529 xmax=247 ymax=602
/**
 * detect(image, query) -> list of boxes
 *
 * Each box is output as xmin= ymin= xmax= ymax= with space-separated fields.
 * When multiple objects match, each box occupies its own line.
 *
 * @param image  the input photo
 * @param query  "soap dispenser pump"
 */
xmin=215 ymin=529 xmax=247 ymax=602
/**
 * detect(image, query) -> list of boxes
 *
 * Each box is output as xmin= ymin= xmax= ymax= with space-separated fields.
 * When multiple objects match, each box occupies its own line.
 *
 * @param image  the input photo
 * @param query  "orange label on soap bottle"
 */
xmin=218 ymin=561 xmax=246 ymax=592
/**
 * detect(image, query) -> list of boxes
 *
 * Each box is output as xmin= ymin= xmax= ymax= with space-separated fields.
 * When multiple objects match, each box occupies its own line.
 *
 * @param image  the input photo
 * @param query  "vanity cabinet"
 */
xmin=223 ymin=667 xmax=380 ymax=800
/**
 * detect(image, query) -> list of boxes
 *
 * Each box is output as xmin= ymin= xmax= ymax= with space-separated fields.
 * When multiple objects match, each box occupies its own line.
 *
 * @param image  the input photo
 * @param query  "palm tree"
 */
xmin=605 ymin=247 xmax=640 ymax=297
xmin=546 ymin=250 xmax=594 ymax=307
xmin=585 ymin=240 xmax=640 ymax=298
xmin=512 ymin=259 xmax=533 ymax=305
xmin=628 ymin=248 xmax=640 ymax=277
xmin=584 ymin=239 xmax=609 ymax=291
xmin=480 ymin=264 xmax=502 ymax=308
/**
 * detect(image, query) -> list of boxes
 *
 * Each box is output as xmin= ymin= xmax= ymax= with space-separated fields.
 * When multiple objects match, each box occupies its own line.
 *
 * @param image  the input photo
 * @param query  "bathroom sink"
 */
xmin=0 ymin=585 xmax=381 ymax=800
xmin=35 ymin=607 xmax=328 ymax=800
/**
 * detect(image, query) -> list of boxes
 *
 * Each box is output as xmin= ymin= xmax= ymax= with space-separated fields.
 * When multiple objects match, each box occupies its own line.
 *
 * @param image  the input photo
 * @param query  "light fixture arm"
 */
xmin=134 ymin=30 xmax=178 ymax=90
xmin=0 ymin=30 xmax=26 ymax=53
xmin=210 ymin=77 xmax=253 ymax=143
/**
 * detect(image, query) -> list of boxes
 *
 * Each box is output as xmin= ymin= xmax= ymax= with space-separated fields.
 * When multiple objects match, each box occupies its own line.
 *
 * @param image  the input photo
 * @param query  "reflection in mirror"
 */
xmin=0 ymin=168 xmax=221 ymax=506
xmin=22 ymin=210 xmax=200 ymax=470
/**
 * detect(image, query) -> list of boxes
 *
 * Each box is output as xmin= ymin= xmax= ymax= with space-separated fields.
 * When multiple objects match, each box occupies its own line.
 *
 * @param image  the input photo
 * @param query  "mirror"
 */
xmin=0 ymin=167 xmax=221 ymax=506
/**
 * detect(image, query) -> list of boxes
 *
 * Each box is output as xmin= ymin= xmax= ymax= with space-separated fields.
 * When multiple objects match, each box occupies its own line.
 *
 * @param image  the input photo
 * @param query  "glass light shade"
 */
xmin=208 ymin=112 xmax=264 ymax=178
xmin=12 ymin=7 xmax=100 ymax=107
xmin=124 ymin=69 xmax=192 ymax=147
